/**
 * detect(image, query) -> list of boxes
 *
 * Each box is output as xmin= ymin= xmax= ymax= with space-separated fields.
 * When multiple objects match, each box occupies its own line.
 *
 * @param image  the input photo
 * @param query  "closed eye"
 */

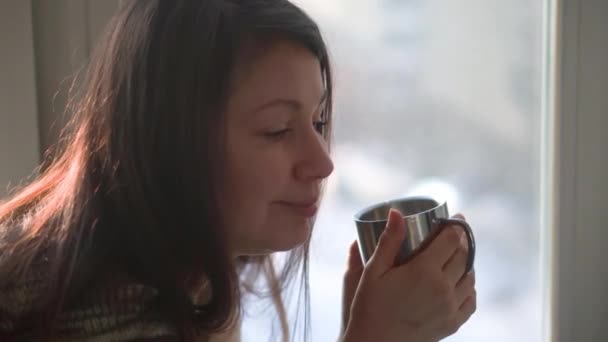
xmin=263 ymin=128 xmax=292 ymax=139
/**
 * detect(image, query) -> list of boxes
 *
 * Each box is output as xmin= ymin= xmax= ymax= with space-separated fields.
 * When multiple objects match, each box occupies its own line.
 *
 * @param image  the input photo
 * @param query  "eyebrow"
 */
xmin=251 ymin=89 xmax=328 ymax=115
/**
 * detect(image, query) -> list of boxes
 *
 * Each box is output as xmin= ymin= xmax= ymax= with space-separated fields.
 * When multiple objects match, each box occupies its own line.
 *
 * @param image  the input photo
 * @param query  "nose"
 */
xmin=294 ymin=131 xmax=334 ymax=182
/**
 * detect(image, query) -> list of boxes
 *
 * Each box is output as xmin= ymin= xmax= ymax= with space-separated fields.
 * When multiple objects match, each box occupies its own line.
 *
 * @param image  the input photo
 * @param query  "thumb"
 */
xmin=366 ymin=208 xmax=406 ymax=276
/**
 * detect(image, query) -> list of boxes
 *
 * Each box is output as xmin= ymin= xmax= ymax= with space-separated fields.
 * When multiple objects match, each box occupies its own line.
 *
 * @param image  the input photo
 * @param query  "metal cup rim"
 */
xmin=353 ymin=195 xmax=445 ymax=223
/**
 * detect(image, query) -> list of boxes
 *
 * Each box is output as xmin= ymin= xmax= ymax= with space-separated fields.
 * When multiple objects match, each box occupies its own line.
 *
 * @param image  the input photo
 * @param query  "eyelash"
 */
xmin=264 ymin=129 xmax=291 ymax=139
xmin=264 ymin=120 xmax=329 ymax=139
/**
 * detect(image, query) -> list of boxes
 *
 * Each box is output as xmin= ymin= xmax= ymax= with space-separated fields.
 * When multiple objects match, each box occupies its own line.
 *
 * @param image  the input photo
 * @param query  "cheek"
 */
xmin=225 ymin=149 xmax=291 ymax=227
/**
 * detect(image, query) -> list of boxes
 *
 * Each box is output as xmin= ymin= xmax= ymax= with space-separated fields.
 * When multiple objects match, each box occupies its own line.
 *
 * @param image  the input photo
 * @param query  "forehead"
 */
xmin=226 ymin=40 xmax=324 ymax=114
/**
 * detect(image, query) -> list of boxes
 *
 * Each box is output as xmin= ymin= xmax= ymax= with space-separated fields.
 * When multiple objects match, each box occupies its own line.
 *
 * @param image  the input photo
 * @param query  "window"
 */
xmin=243 ymin=0 xmax=545 ymax=340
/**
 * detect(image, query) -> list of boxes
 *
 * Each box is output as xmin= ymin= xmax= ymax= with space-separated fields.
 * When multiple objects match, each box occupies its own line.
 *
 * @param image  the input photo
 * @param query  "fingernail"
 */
xmin=388 ymin=208 xmax=400 ymax=222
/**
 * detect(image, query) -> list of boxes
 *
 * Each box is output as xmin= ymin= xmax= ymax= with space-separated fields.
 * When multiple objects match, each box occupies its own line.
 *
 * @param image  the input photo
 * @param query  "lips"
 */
xmin=278 ymin=199 xmax=319 ymax=217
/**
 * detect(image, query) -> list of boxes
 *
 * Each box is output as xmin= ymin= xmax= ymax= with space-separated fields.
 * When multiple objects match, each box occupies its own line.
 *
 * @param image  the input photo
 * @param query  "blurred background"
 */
xmin=1 ymin=0 xmax=543 ymax=341
xmin=244 ymin=1 xmax=543 ymax=341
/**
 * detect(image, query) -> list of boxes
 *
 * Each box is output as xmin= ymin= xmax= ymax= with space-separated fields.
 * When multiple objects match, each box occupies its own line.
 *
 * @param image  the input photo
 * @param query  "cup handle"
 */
xmin=435 ymin=218 xmax=476 ymax=276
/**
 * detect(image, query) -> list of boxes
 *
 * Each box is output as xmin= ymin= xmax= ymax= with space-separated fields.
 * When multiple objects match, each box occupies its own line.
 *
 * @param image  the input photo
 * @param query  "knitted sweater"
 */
xmin=0 ymin=261 xmax=241 ymax=341
xmin=0 ymin=227 xmax=240 ymax=341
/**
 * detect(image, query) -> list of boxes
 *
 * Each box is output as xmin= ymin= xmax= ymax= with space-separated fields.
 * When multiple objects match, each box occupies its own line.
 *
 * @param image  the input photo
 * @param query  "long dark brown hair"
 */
xmin=0 ymin=0 xmax=332 ymax=340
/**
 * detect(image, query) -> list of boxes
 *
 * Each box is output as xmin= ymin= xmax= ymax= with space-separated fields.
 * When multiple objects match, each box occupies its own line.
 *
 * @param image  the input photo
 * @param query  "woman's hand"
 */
xmin=341 ymin=240 xmax=364 ymax=336
xmin=341 ymin=210 xmax=476 ymax=342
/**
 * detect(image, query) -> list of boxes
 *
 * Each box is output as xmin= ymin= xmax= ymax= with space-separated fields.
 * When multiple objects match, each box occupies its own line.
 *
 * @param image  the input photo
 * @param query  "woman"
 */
xmin=0 ymin=0 xmax=476 ymax=341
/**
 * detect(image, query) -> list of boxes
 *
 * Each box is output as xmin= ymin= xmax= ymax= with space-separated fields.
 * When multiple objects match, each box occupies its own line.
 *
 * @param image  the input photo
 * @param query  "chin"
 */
xmin=271 ymin=227 xmax=311 ymax=252
xmin=246 ymin=220 xmax=312 ymax=255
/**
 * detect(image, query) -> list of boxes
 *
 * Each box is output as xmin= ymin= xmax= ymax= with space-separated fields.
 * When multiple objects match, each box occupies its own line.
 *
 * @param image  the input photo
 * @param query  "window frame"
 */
xmin=541 ymin=0 xmax=608 ymax=341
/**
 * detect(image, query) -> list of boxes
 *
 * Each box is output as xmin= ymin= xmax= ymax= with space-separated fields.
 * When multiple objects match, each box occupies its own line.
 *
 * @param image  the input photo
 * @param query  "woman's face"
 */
xmin=221 ymin=40 xmax=334 ymax=256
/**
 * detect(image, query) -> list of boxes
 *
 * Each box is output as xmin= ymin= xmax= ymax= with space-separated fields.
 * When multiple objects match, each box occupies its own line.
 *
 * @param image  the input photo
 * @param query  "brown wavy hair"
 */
xmin=0 ymin=0 xmax=332 ymax=340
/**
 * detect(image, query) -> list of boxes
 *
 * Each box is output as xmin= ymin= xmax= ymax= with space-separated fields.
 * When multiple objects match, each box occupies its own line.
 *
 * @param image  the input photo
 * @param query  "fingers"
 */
xmin=366 ymin=209 xmax=406 ymax=276
xmin=344 ymin=240 xmax=364 ymax=292
xmin=346 ymin=240 xmax=364 ymax=273
xmin=418 ymin=225 xmax=463 ymax=267
xmin=445 ymin=294 xmax=477 ymax=337
xmin=456 ymin=289 xmax=477 ymax=326
xmin=444 ymin=273 xmax=476 ymax=336
xmin=443 ymin=243 xmax=469 ymax=285
xmin=452 ymin=213 xmax=465 ymax=220
xmin=455 ymin=271 xmax=476 ymax=305
xmin=343 ymin=240 xmax=364 ymax=332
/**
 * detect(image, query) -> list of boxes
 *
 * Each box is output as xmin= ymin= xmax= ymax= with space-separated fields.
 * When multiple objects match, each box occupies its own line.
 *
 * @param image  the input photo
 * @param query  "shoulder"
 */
xmin=0 ymin=217 xmax=47 ymax=329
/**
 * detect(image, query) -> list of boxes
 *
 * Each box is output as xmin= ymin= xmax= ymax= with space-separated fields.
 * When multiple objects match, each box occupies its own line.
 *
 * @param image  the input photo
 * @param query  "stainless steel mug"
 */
xmin=354 ymin=196 xmax=475 ymax=274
